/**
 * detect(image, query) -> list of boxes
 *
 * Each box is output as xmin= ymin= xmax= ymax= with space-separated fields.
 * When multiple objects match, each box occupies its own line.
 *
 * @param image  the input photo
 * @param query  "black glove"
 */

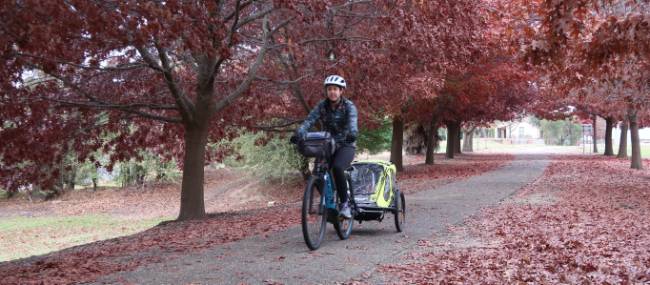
xmin=344 ymin=134 xmax=357 ymax=144
xmin=289 ymin=133 xmax=302 ymax=145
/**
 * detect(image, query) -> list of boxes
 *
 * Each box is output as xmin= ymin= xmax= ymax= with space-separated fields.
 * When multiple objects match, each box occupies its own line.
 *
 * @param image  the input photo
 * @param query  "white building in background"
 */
xmin=492 ymin=118 xmax=543 ymax=144
xmin=584 ymin=117 xmax=650 ymax=144
xmin=613 ymin=127 xmax=650 ymax=144
xmin=491 ymin=117 xmax=650 ymax=145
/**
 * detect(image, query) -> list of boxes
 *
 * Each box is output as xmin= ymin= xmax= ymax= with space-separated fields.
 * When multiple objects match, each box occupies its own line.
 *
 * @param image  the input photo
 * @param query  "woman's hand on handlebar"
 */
xmin=290 ymin=132 xmax=304 ymax=145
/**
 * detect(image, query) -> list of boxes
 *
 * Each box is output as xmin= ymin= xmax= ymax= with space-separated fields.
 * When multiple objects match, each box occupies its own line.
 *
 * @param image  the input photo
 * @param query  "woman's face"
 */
xmin=326 ymin=85 xmax=343 ymax=102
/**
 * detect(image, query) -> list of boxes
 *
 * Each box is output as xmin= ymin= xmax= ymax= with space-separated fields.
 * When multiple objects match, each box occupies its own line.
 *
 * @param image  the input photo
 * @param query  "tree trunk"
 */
xmin=454 ymin=122 xmax=462 ymax=155
xmin=604 ymin=117 xmax=614 ymax=156
xmin=567 ymin=119 xmax=574 ymax=145
xmin=617 ymin=120 xmax=628 ymax=159
xmin=462 ymin=127 xmax=476 ymax=153
xmin=121 ymin=164 xmax=129 ymax=188
xmin=592 ymin=115 xmax=598 ymax=153
xmin=134 ymin=164 xmax=146 ymax=187
xmin=92 ymin=178 xmax=98 ymax=192
xmin=446 ymin=121 xmax=461 ymax=158
xmin=67 ymin=166 xmax=77 ymax=190
xmin=177 ymin=124 xmax=209 ymax=220
xmin=155 ymin=161 xmax=166 ymax=181
xmin=52 ymin=164 xmax=65 ymax=197
xmin=390 ymin=116 xmax=404 ymax=172
xmin=471 ymin=131 xmax=475 ymax=149
xmin=629 ymin=111 xmax=643 ymax=170
xmin=446 ymin=123 xmax=454 ymax=159
xmin=425 ymin=114 xmax=438 ymax=165
xmin=469 ymin=132 xmax=474 ymax=152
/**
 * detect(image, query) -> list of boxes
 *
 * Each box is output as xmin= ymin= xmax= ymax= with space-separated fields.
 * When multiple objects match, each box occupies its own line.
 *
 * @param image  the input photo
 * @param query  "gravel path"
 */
xmin=94 ymin=155 xmax=549 ymax=285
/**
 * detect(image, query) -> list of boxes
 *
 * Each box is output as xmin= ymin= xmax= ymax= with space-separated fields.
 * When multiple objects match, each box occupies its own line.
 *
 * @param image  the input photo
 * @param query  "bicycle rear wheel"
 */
xmin=394 ymin=190 xmax=405 ymax=232
xmin=302 ymin=176 xmax=327 ymax=250
xmin=334 ymin=215 xmax=353 ymax=240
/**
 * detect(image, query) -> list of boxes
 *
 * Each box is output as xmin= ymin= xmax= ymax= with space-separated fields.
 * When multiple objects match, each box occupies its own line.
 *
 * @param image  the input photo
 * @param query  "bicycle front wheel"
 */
xmin=302 ymin=176 xmax=327 ymax=250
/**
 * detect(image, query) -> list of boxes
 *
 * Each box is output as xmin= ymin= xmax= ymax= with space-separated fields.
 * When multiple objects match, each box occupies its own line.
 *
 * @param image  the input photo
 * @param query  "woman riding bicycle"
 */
xmin=291 ymin=75 xmax=358 ymax=219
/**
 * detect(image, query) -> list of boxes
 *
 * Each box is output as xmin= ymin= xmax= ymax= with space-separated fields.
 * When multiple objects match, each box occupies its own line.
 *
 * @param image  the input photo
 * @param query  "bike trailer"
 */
xmin=348 ymin=160 xmax=398 ymax=220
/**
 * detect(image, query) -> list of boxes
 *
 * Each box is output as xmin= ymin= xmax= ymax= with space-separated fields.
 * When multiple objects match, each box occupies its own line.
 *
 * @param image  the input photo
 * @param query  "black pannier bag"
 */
xmin=299 ymin=132 xmax=335 ymax=158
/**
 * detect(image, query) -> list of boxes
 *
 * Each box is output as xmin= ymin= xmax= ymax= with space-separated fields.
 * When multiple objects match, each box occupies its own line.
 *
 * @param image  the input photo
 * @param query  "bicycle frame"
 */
xmin=308 ymin=156 xmax=357 ymax=216
xmin=306 ymin=157 xmax=327 ymax=215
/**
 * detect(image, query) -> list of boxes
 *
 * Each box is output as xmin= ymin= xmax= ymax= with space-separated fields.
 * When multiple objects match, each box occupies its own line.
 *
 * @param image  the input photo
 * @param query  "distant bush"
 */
xmin=539 ymin=119 xmax=581 ymax=146
xmin=115 ymin=152 xmax=181 ymax=188
xmin=219 ymin=131 xmax=302 ymax=183
xmin=357 ymin=118 xmax=392 ymax=154
xmin=66 ymin=150 xmax=181 ymax=190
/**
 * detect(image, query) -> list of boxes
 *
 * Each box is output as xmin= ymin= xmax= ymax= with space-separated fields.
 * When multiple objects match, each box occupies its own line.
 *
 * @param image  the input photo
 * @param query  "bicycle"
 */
xmin=293 ymin=132 xmax=354 ymax=250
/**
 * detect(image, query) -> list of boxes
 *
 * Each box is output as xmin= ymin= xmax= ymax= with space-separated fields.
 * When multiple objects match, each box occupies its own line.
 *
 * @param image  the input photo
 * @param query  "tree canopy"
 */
xmin=1 ymin=0 xmax=646 ymax=220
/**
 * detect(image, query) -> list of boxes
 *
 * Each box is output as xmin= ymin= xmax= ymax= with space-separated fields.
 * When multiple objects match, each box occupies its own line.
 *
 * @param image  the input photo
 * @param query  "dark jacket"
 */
xmin=297 ymin=97 xmax=358 ymax=147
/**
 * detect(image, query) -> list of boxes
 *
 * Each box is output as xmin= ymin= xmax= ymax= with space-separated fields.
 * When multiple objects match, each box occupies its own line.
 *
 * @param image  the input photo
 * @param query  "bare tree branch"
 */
xmin=254 ymin=74 xmax=312 ymax=85
xmin=215 ymin=15 xmax=293 ymax=113
xmin=236 ymin=118 xmax=302 ymax=132
xmin=154 ymin=41 xmax=196 ymax=122
xmin=24 ymin=60 xmax=181 ymax=123
xmin=13 ymin=52 xmax=148 ymax=72
xmin=227 ymin=0 xmax=242 ymax=46
xmin=33 ymin=67 xmax=103 ymax=104
xmin=271 ymin=30 xmax=312 ymax=114
xmin=43 ymin=97 xmax=183 ymax=123
xmin=224 ymin=0 xmax=253 ymax=22
xmin=298 ymin=36 xmax=377 ymax=45
xmin=135 ymin=46 xmax=164 ymax=72
xmin=235 ymin=6 xmax=275 ymax=30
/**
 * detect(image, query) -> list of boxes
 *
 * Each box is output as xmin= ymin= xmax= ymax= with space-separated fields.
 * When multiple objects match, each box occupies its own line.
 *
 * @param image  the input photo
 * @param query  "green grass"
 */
xmin=439 ymin=139 xmax=582 ymax=152
xmin=0 ymin=215 xmax=165 ymax=262
xmin=73 ymin=180 xmax=122 ymax=190
xmin=0 ymin=215 xmax=119 ymax=231
xmin=440 ymin=139 xmax=535 ymax=152
xmin=592 ymin=143 xmax=650 ymax=157
xmin=642 ymin=145 xmax=650 ymax=157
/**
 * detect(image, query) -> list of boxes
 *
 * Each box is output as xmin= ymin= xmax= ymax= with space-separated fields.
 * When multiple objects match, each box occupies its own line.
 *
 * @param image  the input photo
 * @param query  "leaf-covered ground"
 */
xmin=0 ymin=154 xmax=512 ymax=284
xmin=397 ymin=154 xmax=513 ymax=193
xmin=379 ymin=156 xmax=650 ymax=284
xmin=0 ymin=168 xmax=305 ymax=263
xmin=0 ymin=215 xmax=164 ymax=262
xmin=0 ymin=206 xmax=303 ymax=285
xmin=0 ymin=168 xmax=304 ymax=220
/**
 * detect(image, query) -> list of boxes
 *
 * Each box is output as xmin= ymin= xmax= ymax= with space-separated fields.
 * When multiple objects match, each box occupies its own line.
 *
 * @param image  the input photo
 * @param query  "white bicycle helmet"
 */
xmin=323 ymin=75 xmax=346 ymax=89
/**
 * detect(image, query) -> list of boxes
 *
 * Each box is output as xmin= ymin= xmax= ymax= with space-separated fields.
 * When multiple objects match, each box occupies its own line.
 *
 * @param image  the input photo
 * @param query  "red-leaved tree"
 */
xmin=0 ymin=1 xmax=335 ymax=220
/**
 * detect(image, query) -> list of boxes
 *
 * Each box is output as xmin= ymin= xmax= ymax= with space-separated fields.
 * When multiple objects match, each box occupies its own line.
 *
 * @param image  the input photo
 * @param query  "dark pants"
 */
xmin=332 ymin=145 xmax=355 ymax=204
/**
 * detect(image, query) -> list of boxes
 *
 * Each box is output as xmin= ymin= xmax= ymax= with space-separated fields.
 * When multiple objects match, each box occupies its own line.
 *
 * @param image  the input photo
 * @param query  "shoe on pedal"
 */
xmin=339 ymin=202 xmax=352 ymax=219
